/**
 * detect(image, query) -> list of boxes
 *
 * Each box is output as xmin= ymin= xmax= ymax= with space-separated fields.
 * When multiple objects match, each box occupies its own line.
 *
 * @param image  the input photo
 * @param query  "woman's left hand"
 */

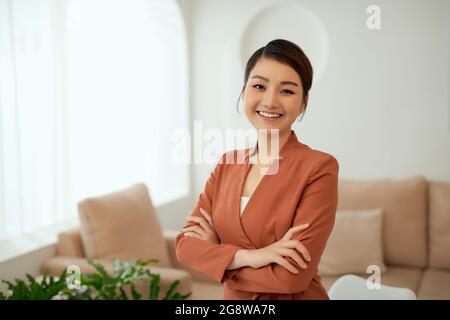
xmin=182 ymin=208 xmax=220 ymax=244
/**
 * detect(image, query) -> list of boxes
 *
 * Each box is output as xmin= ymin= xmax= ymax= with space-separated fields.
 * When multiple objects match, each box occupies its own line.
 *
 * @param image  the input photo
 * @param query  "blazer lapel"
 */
xmin=237 ymin=130 xmax=300 ymax=247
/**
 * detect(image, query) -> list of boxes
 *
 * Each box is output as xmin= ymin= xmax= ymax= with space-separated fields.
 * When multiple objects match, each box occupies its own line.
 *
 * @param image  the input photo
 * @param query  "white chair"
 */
xmin=328 ymin=274 xmax=416 ymax=300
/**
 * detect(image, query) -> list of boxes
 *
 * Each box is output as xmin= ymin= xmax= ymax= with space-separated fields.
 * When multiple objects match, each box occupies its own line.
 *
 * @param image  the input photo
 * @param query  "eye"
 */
xmin=281 ymin=89 xmax=295 ymax=95
xmin=252 ymin=84 xmax=265 ymax=90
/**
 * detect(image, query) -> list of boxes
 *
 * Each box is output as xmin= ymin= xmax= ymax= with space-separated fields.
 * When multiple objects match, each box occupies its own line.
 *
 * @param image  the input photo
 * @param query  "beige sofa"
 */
xmin=322 ymin=176 xmax=450 ymax=299
xmin=40 ymin=183 xmax=222 ymax=300
xmin=40 ymin=228 xmax=223 ymax=300
xmin=41 ymin=176 xmax=450 ymax=299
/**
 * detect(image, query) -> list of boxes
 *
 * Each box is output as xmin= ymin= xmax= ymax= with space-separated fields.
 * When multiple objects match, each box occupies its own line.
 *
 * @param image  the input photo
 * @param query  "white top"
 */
xmin=240 ymin=196 xmax=251 ymax=215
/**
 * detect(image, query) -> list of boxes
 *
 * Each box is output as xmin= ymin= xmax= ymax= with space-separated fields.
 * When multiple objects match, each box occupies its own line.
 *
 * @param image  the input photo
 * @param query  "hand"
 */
xmin=181 ymin=208 xmax=220 ymax=244
xmin=246 ymin=224 xmax=311 ymax=274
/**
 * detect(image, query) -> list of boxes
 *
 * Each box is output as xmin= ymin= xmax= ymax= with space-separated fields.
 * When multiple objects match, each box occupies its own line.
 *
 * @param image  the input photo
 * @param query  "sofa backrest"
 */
xmin=428 ymin=180 xmax=450 ymax=270
xmin=337 ymin=176 xmax=428 ymax=269
xmin=78 ymin=183 xmax=172 ymax=268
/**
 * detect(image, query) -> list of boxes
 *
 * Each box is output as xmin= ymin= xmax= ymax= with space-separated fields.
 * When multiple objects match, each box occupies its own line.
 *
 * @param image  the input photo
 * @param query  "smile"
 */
xmin=257 ymin=111 xmax=283 ymax=119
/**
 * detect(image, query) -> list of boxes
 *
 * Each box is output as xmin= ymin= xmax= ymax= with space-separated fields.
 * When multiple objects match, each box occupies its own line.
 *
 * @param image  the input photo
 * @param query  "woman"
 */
xmin=175 ymin=39 xmax=339 ymax=300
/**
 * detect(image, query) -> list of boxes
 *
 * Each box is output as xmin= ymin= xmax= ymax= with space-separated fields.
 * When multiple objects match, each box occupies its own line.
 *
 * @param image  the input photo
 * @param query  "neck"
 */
xmin=256 ymin=128 xmax=291 ymax=162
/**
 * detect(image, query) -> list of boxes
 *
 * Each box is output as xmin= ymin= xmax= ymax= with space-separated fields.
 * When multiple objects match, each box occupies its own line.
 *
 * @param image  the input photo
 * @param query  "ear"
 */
xmin=301 ymin=96 xmax=308 ymax=112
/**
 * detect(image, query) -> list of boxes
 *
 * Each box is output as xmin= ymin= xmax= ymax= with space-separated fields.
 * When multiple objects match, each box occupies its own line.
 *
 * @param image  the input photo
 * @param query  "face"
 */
xmin=242 ymin=57 xmax=306 ymax=137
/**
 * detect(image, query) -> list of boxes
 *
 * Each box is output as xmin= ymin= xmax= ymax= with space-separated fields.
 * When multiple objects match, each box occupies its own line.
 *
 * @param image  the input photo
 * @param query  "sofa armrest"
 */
xmin=57 ymin=227 xmax=85 ymax=257
xmin=40 ymin=256 xmax=193 ymax=299
xmin=163 ymin=229 xmax=219 ymax=285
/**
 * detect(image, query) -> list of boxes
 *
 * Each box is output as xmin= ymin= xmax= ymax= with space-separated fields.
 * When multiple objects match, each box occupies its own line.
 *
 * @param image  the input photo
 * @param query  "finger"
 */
xmin=294 ymin=242 xmax=311 ymax=262
xmin=200 ymin=208 xmax=214 ymax=228
xmin=183 ymin=231 xmax=203 ymax=240
xmin=186 ymin=226 xmax=208 ymax=239
xmin=185 ymin=214 xmax=205 ymax=223
xmin=183 ymin=220 xmax=201 ymax=229
xmin=186 ymin=215 xmax=205 ymax=225
xmin=182 ymin=225 xmax=207 ymax=238
xmin=285 ymin=240 xmax=311 ymax=262
xmin=199 ymin=208 xmax=214 ymax=227
xmin=181 ymin=225 xmax=202 ymax=233
xmin=182 ymin=218 xmax=198 ymax=229
xmin=186 ymin=216 xmax=213 ymax=234
xmin=282 ymin=223 xmax=310 ymax=241
xmin=288 ymin=223 xmax=310 ymax=235
xmin=274 ymin=257 xmax=298 ymax=274
xmin=282 ymin=249 xmax=307 ymax=269
xmin=187 ymin=216 xmax=213 ymax=235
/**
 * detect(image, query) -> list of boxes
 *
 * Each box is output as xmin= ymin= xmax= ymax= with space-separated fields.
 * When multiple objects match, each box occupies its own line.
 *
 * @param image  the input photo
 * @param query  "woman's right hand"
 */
xmin=246 ymin=224 xmax=311 ymax=274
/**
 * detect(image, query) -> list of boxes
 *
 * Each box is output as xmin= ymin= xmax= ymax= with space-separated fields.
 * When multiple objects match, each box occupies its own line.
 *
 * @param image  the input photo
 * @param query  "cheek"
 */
xmin=243 ymin=104 xmax=255 ymax=120
xmin=285 ymin=98 xmax=303 ymax=116
xmin=243 ymin=93 xmax=258 ymax=114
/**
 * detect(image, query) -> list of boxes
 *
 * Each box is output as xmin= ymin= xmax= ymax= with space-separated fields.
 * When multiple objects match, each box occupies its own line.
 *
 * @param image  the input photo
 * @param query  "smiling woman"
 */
xmin=176 ymin=39 xmax=339 ymax=300
xmin=236 ymin=40 xmax=313 ymax=156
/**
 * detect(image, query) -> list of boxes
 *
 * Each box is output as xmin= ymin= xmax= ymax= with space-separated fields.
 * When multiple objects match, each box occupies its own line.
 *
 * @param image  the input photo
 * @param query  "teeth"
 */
xmin=258 ymin=111 xmax=282 ymax=118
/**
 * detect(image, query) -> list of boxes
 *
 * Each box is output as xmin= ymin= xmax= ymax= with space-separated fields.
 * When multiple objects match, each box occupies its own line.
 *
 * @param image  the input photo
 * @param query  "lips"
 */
xmin=257 ymin=111 xmax=283 ymax=119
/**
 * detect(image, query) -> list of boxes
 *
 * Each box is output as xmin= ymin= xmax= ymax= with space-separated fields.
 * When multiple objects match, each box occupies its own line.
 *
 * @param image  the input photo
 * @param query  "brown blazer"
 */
xmin=176 ymin=130 xmax=339 ymax=300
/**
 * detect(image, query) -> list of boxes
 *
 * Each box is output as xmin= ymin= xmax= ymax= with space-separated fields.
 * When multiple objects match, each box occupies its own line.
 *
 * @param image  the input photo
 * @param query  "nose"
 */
xmin=260 ymin=88 xmax=280 ymax=109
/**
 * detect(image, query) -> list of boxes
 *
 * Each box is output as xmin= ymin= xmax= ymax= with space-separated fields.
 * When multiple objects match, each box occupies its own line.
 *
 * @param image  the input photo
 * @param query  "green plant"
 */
xmin=0 ymin=271 xmax=68 ymax=300
xmin=0 ymin=258 xmax=191 ymax=300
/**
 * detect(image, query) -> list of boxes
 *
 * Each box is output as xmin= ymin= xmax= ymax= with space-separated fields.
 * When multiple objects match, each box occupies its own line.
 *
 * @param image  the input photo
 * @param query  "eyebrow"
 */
xmin=251 ymin=75 xmax=299 ymax=87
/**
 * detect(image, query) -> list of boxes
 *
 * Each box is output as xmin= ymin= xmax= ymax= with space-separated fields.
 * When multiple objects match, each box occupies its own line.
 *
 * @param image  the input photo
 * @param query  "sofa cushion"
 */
xmin=428 ymin=181 xmax=450 ymax=270
xmin=319 ymin=208 xmax=386 ymax=276
xmin=337 ymin=176 xmax=427 ymax=268
xmin=320 ymin=266 xmax=423 ymax=294
xmin=78 ymin=183 xmax=171 ymax=267
xmin=417 ymin=269 xmax=450 ymax=300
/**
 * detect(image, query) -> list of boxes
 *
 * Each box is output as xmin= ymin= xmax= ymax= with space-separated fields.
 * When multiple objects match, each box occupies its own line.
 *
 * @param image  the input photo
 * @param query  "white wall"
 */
xmin=178 ymin=0 xmax=450 ymax=200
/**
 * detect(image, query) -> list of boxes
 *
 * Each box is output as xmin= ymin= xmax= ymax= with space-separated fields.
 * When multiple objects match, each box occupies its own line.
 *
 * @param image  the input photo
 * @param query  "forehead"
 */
xmin=249 ymin=57 xmax=301 ymax=84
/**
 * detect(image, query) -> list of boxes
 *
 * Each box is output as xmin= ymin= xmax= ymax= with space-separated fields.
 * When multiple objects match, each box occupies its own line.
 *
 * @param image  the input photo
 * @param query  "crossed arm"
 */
xmin=175 ymin=155 xmax=339 ymax=294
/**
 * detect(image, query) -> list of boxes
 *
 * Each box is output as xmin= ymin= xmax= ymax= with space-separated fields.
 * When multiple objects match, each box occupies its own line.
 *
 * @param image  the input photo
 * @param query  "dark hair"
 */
xmin=236 ymin=39 xmax=313 ymax=122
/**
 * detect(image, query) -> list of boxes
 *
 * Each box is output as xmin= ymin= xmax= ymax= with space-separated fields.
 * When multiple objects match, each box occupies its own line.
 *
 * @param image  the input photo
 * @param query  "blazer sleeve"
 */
xmin=223 ymin=155 xmax=339 ymax=294
xmin=175 ymin=154 xmax=242 ymax=283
